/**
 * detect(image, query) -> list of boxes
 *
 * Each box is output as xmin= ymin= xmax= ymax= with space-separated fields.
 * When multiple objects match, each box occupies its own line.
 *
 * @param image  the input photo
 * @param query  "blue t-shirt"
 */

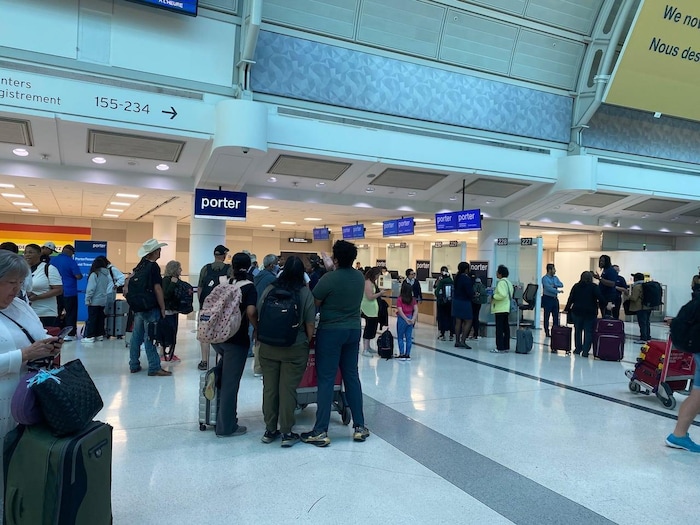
xmin=600 ymin=266 xmax=618 ymax=300
xmin=49 ymin=253 xmax=82 ymax=297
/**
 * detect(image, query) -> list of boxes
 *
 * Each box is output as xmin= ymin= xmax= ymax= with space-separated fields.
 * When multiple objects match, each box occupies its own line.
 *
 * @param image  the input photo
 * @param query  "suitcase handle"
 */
xmin=6 ymin=486 xmax=20 ymax=525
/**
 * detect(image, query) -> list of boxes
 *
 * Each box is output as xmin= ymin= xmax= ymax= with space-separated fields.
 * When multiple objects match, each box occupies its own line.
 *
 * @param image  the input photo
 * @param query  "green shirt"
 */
xmin=313 ymin=267 xmax=365 ymax=330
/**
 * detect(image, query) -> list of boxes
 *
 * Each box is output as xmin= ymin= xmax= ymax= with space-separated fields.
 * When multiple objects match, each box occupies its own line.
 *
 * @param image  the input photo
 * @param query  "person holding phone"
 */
xmin=0 ymin=251 xmax=63 ymax=516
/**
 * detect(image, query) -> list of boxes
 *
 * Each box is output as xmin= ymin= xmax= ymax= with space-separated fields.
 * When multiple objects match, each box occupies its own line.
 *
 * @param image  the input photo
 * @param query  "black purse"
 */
xmin=30 ymin=359 xmax=103 ymax=436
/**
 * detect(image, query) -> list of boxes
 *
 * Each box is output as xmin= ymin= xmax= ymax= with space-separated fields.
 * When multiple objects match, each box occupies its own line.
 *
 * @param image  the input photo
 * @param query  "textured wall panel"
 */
xmin=252 ymin=31 xmax=572 ymax=143
xmin=511 ymin=29 xmax=584 ymax=90
xmin=526 ymin=0 xmax=603 ymax=35
xmin=263 ymin=0 xmax=358 ymax=39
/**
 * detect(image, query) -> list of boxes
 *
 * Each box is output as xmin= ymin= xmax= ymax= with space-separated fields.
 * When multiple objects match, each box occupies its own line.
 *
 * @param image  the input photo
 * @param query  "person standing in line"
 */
xmin=40 ymin=241 xmax=56 ymax=264
xmin=491 ymin=265 xmax=513 ymax=354
xmin=301 ymin=240 xmax=369 ymax=447
xmin=196 ymin=245 xmax=231 ymax=371
xmin=593 ymin=255 xmax=617 ymax=317
xmin=211 ymin=252 xmax=257 ymax=437
xmin=160 ymin=260 xmax=184 ymax=362
xmin=611 ymin=264 xmax=629 ymax=319
xmin=258 ymin=256 xmax=315 ymax=448
xmin=452 ymin=262 xmax=474 ymax=349
xmin=82 ymin=257 xmax=110 ymax=343
xmin=253 ymin=254 xmax=280 ymax=376
xmin=127 ymin=238 xmax=171 ymax=377
xmin=541 ymin=263 xmax=564 ymax=338
xmin=23 ymin=243 xmax=63 ymax=328
xmin=563 ymin=271 xmax=605 ymax=358
xmin=433 ymin=266 xmax=454 ymax=341
xmin=468 ymin=273 xmax=487 ymax=340
xmin=626 ymin=272 xmax=652 ymax=344
xmin=405 ymin=268 xmax=422 ymax=341
xmin=50 ymin=244 xmax=82 ymax=340
xmin=0 ymin=242 xmax=32 ymax=302
xmin=396 ymin=280 xmax=418 ymax=361
xmin=360 ymin=267 xmax=384 ymax=356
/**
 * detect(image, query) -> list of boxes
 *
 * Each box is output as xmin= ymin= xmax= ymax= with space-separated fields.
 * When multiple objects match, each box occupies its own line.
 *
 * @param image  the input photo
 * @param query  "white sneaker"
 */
xmin=82 ymin=337 xmax=95 ymax=343
xmin=62 ymin=335 xmax=75 ymax=342
xmin=361 ymin=349 xmax=373 ymax=357
xmin=96 ymin=336 xmax=104 ymax=341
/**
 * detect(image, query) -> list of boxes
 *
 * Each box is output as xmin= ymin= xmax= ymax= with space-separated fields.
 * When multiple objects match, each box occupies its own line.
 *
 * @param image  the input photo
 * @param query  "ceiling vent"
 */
xmin=566 ymin=192 xmax=626 ymax=207
xmin=268 ymin=155 xmax=351 ymax=180
xmin=371 ymin=168 xmax=447 ymax=190
xmin=88 ymin=130 xmax=184 ymax=162
xmin=461 ymin=178 xmax=529 ymax=198
xmin=681 ymin=208 xmax=700 ymax=218
xmin=624 ymin=198 xmax=690 ymax=214
xmin=0 ymin=117 xmax=32 ymax=146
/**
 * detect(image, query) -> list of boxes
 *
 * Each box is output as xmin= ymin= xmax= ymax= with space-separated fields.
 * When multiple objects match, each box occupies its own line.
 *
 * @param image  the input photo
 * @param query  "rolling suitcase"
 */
xmin=551 ymin=325 xmax=572 ymax=354
xmin=515 ymin=327 xmax=533 ymax=354
xmin=198 ymin=368 xmax=218 ymax=431
xmin=4 ymin=421 xmax=112 ymax=525
xmin=593 ymin=317 xmax=625 ymax=361
xmin=105 ymin=300 xmax=129 ymax=339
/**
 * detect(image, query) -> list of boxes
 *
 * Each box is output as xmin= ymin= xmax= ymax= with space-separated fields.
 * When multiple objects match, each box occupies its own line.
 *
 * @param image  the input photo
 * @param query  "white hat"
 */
xmin=138 ymin=238 xmax=167 ymax=258
xmin=42 ymin=241 xmax=57 ymax=252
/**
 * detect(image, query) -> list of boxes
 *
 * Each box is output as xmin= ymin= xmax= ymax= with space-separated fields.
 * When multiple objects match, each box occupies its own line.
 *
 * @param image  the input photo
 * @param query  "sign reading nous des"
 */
xmin=383 ymin=217 xmax=414 ymax=237
xmin=194 ymin=189 xmax=247 ymax=221
xmin=435 ymin=209 xmax=481 ymax=233
xmin=342 ymin=224 xmax=365 ymax=240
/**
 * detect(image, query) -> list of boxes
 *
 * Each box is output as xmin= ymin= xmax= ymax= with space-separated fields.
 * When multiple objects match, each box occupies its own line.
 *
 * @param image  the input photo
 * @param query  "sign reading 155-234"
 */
xmin=0 ymin=68 xmax=214 ymax=134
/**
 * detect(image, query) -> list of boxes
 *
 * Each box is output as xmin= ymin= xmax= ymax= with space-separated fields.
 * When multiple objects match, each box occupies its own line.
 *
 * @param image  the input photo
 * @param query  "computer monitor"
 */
xmin=486 ymin=277 xmax=493 ymax=287
xmin=389 ymin=270 xmax=399 ymax=279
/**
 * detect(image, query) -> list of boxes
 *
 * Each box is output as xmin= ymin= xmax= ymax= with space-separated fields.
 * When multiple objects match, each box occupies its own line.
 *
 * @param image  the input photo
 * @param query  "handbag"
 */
xmin=10 ymin=371 xmax=44 ymax=425
xmin=30 ymin=359 xmax=103 ymax=436
xmin=622 ymin=299 xmax=632 ymax=316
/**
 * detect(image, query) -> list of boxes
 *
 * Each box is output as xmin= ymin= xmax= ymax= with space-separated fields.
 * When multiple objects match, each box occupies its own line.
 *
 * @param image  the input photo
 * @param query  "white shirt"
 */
xmin=30 ymin=262 xmax=62 ymax=317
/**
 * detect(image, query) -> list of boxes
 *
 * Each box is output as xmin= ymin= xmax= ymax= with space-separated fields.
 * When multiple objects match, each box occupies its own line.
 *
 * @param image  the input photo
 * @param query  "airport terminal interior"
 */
xmin=3 ymin=0 xmax=700 ymax=523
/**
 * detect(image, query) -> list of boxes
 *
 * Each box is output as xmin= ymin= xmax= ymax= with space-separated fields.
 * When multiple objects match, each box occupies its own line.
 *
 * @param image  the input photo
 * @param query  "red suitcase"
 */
xmin=550 ymin=325 xmax=572 ymax=353
xmin=593 ymin=318 xmax=625 ymax=361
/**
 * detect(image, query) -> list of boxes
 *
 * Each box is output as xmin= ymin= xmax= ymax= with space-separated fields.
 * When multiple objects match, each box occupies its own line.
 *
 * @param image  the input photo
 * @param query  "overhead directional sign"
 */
xmin=0 ymin=67 xmax=215 ymax=134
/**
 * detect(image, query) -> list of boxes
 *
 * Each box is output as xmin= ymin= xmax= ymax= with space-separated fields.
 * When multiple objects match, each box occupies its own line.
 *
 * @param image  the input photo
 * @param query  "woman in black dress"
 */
xmin=451 ymin=262 xmax=474 ymax=349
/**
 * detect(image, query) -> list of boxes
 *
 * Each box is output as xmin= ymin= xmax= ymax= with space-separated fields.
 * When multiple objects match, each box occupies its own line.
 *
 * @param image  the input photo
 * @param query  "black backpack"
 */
xmin=377 ymin=329 xmax=394 ymax=359
xmin=198 ymin=264 xmax=231 ymax=307
xmin=125 ymin=262 xmax=158 ymax=312
xmin=257 ymin=287 xmax=301 ymax=347
xmin=670 ymin=298 xmax=700 ymax=354
xmin=641 ymin=281 xmax=663 ymax=308
xmin=173 ymin=280 xmax=194 ymax=314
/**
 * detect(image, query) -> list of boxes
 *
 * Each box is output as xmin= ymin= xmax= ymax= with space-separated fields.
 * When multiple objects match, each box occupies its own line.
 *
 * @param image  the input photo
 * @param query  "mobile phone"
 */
xmin=57 ymin=326 xmax=73 ymax=340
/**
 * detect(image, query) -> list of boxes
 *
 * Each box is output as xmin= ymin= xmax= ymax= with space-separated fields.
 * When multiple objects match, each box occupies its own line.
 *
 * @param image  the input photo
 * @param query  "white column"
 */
xmin=152 ymin=215 xmax=177 ymax=265
xmin=189 ymin=217 xmax=226 ymax=286
xmin=476 ymin=219 xmax=521 ymax=283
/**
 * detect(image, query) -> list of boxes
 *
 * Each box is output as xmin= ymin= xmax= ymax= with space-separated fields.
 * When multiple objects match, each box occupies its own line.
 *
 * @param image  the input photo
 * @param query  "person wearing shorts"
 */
xmin=665 ymin=354 xmax=700 ymax=452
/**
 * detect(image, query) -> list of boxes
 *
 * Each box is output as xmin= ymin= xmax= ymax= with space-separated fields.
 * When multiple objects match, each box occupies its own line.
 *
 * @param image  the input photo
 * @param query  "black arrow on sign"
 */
xmin=162 ymin=107 xmax=178 ymax=119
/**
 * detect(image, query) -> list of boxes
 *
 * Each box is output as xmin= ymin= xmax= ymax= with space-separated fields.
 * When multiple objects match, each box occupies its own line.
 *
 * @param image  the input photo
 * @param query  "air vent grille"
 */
xmin=88 ymin=130 xmax=184 ymax=162
xmin=0 ymin=117 xmax=32 ymax=146
xmin=371 ymin=168 xmax=447 ymax=190
xmin=268 ymin=155 xmax=351 ymax=180
xmin=566 ymin=192 xmax=625 ymax=207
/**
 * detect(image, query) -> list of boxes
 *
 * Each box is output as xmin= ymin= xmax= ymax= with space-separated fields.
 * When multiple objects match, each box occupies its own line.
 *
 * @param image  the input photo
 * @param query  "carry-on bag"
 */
xmin=593 ymin=317 xmax=625 ymax=361
xmin=4 ymin=421 xmax=113 ymax=525
xmin=551 ymin=325 xmax=572 ymax=353
xmin=515 ymin=327 xmax=533 ymax=354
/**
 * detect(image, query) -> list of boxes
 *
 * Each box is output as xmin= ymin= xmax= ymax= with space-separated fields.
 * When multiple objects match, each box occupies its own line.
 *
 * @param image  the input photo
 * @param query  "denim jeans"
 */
xmin=129 ymin=308 xmax=161 ymax=373
xmin=212 ymin=342 xmax=248 ymax=436
xmin=636 ymin=309 xmax=651 ymax=341
xmin=397 ymin=316 xmax=414 ymax=355
xmin=572 ymin=312 xmax=595 ymax=355
xmin=542 ymin=295 xmax=560 ymax=333
xmin=313 ymin=327 xmax=364 ymax=433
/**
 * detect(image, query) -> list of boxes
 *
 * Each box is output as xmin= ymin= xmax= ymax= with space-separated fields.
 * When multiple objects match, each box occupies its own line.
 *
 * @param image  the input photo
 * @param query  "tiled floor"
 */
xmin=62 ymin=318 xmax=698 ymax=524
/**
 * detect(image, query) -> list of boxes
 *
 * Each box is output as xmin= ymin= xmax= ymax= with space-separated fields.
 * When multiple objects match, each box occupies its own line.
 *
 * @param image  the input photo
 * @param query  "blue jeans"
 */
xmin=313 ymin=327 xmax=364 ymax=433
xmin=129 ymin=308 xmax=161 ymax=373
xmin=636 ymin=309 xmax=651 ymax=341
xmin=572 ymin=312 xmax=595 ymax=355
xmin=211 ymin=342 xmax=248 ymax=436
xmin=397 ymin=316 xmax=414 ymax=355
xmin=542 ymin=295 xmax=560 ymax=333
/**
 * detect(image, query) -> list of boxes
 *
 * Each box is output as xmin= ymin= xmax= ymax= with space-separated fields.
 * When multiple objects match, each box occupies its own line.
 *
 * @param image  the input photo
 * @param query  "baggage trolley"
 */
xmin=625 ymin=336 xmax=696 ymax=409
xmin=296 ymin=347 xmax=351 ymax=425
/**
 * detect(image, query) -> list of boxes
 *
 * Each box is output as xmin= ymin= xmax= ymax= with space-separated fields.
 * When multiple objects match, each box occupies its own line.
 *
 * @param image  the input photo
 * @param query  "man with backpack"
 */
xmin=626 ymin=273 xmax=652 ymax=344
xmin=196 ymin=245 xmax=231 ymax=371
xmin=252 ymin=254 xmax=279 ymax=376
xmin=125 ymin=238 xmax=171 ymax=377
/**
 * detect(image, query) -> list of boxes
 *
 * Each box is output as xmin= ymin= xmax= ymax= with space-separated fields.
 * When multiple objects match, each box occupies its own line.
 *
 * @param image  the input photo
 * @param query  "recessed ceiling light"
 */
xmin=449 ymin=196 xmax=457 ymax=201
xmin=365 ymin=187 xmax=375 ymax=193
xmin=304 ymin=217 xmax=322 ymax=221
xmin=92 ymin=157 xmax=107 ymax=164
xmin=371 ymin=222 xmax=383 ymax=226
xmin=267 ymin=177 xmax=277 ymax=183
xmin=20 ymin=208 xmax=38 ymax=213
xmin=105 ymin=208 xmax=123 ymax=212
xmin=685 ymin=230 xmax=694 ymax=234
xmin=407 ymin=192 xmax=416 ymax=196
xmin=414 ymin=218 xmax=430 ymax=223
xmin=315 ymin=182 xmax=325 ymax=188
xmin=12 ymin=202 xmax=32 ymax=206
xmin=115 ymin=193 xmax=139 ymax=199
xmin=110 ymin=201 xmax=130 ymax=206
xmin=485 ymin=200 xmax=494 ymax=204
xmin=0 ymin=183 xmax=15 ymax=189
xmin=247 ymin=205 xmax=269 ymax=210
xmin=2 ymin=193 xmax=25 ymax=199
xmin=261 ymin=224 xmax=276 ymax=228
xmin=280 ymin=221 xmax=296 ymax=225
xmin=156 ymin=164 xmax=169 ymax=171
xmin=103 ymin=214 xmax=119 ymax=218
xmin=12 ymin=149 xmax=29 ymax=157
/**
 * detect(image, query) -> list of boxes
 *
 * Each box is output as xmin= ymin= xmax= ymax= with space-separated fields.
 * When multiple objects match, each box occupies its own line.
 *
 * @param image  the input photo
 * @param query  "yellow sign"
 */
xmin=605 ymin=0 xmax=700 ymax=121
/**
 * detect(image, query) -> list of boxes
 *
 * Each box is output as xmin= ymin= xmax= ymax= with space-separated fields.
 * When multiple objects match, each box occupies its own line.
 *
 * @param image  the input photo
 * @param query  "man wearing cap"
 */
xmin=127 ymin=238 xmax=171 ymax=377
xmin=41 ymin=241 xmax=57 ymax=264
xmin=252 ymin=254 xmax=279 ymax=375
xmin=196 ymin=245 xmax=231 ymax=371
xmin=50 ymin=244 xmax=83 ymax=340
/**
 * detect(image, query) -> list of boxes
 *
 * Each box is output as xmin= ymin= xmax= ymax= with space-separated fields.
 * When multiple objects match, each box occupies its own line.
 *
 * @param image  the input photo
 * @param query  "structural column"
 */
xmin=152 ymin=215 xmax=178 ymax=266
xmin=476 ymin=219 xmax=521 ymax=283
xmin=189 ymin=217 xmax=226 ymax=287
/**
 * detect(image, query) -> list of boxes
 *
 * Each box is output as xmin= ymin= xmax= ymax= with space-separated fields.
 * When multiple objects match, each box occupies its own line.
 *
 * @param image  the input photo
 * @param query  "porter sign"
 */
xmin=194 ymin=189 xmax=247 ymax=221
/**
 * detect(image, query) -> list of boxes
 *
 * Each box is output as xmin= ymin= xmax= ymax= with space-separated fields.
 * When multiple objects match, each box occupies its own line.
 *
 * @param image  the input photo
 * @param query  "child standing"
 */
xmin=396 ymin=281 xmax=418 ymax=361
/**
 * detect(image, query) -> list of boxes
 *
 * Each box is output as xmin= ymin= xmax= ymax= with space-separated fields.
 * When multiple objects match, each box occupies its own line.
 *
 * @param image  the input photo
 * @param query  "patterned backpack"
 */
xmin=197 ymin=280 xmax=251 ymax=344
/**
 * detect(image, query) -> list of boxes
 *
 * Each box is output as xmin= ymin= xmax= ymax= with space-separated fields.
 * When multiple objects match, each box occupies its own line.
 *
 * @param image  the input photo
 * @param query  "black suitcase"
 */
xmin=4 ymin=421 xmax=112 ymax=525
xmin=551 ymin=325 xmax=572 ymax=353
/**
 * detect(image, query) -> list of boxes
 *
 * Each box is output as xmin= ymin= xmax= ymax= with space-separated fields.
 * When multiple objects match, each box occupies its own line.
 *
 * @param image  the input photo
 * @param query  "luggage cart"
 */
xmin=625 ymin=337 xmax=696 ymax=410
xmin=296 ymin=347 xmax=351 ymax=425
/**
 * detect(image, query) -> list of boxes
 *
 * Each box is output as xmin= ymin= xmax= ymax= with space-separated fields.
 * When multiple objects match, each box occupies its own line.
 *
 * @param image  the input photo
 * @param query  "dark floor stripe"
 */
xmin=415 ymin=343 xmax=698 ymax=427
xmin=365 ymin=400 xmax=616 ymax=525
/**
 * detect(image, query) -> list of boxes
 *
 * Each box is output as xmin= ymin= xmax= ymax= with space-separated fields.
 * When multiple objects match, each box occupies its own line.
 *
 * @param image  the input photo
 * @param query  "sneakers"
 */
xmin=197 ymin=361 xmax=208 ymax=371
xmin=281 ymin=432 xmax=300 ymax=448
xmin=217 ymin=426 xmax=247 ymax=438
xmin=353 ymin=426 xmax=370 ymax=442
xmin=82 ymin=337 xmax=95 ymax=343
xmin=490 ymin=348 xmax=505 ymax=353
xmin=300 ymin=430 xmax=331 ymax=447
xmin=404 ymin=355 xmax=411 ymax=361
xmin=438 ymin=335 xmax=446 ymax=341
xmin=62 ymin=335 xmax=75 ymax=342
xmin=96 ymin=336 xmax=104 ymax=341
xmin=449 ymin=335 xmax=454 ymax=341
xmin=203 ymin=371 xmax=216 ymax=401
xmin=261 ymin=429 xmax=281 ymax=444
xmin=147 ymin=368 xmax=172 ymax=377
xmin=161 ymin=354 xmax=181 ymax=362
xmin=361 ymin=349 xmax=373 ymax=357
xmin=665 ymin=433 xmax=700 ymax=453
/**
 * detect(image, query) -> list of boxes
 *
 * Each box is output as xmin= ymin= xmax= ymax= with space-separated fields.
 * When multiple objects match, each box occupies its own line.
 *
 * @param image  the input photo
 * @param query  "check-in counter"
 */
xmin=379 ymin=278 xmax=437 ymax=326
